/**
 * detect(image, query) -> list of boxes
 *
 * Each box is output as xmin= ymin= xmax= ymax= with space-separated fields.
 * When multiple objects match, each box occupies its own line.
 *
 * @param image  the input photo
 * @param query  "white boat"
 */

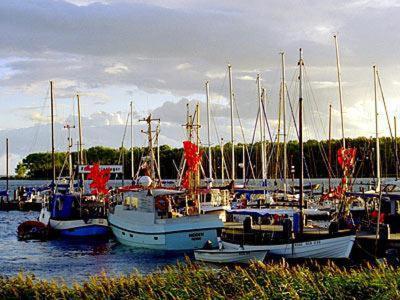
xmin=222 ymin=235 xmax=355 ymax=259
xmin=194 ymin=247 xmax=267 ymax=263
xmin=108 ymin=188 xmax=224 ymax=250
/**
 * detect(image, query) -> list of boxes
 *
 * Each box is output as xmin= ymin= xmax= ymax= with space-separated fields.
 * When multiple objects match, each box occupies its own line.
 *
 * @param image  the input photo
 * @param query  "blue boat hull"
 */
xmin=60 ymin=225 xmax=110 ymax=237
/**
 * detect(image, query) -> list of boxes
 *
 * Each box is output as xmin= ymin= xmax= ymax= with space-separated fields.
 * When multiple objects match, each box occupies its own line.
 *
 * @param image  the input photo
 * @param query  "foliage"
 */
xmin=0 ymin=260 xmax=400 ymax=299
xmin=14 ymin=137 xmax=400 ymax=179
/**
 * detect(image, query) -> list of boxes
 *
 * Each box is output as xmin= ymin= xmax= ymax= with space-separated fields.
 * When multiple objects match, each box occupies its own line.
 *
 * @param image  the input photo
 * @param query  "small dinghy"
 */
xmin=17 ymin=221 xmax=48 ymax=240
xmin=194 ymin=247 xmax=267 ymax=264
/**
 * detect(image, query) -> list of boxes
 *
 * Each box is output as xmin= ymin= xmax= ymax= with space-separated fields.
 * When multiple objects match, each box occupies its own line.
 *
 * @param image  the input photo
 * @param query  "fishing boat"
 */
xmin=38 ymin=85 xmax=109 ymax=238
xmin=108 ymin=115 xmax=223 ymax=250
xmin=40 ymin=192 xmax=109 ymax=237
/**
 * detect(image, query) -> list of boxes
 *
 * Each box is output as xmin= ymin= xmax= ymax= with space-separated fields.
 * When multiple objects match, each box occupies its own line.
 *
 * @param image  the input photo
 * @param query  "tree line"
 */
xmin=14 ymin=137 xmax=399 ymax=180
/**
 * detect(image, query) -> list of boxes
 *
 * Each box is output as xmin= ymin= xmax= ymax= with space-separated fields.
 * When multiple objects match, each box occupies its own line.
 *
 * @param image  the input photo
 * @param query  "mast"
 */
xmin=64 ymin=124 xmax=75 ymax=192
xmin=298 ymin=48 xmax=305 ymax=235
xmin=257 ymin=74 xmax=265 ymax=183
xmin=195 ymin=103 xmax=200 ymax=188
xmin=334 ymin=34 xmax=346 ymax=148
xmin=156 ymin=120 xmax=161 ymax=180
xmin=281 ymin=52 xmax=287 ymax=198
xmin=242 ymin=144 xmax=246 ymax=182
xmin=130 ymin=101 xmax=135 ymax=182
xmin=262 ymin=87 xmax=267 ymax=182
xmin=77 ymin=94 xmax=84 ymax=165
xmin=374 ymin=65 xmax=381 ymax=192
xmin=228 ymin=64 xmax=235 ymax=181
xmin=221 ymin=138 xmax=225 ymax=182
xmin=395 ymin=116 xmax=399 ymax=180
xmin=328 ymin=104 xmax=332 ymax=189
xmin=50 ymin=81 xmax=56 ymax=191
xmin=76 ymin=94 xmax=85 ymax=192
xmin=206 ymin=81 xmax=212 ymax=182
xmin=139 ymin=115 xmax=160 ymax=182
xmin=6 ymin=138 xmax=8 ymax=199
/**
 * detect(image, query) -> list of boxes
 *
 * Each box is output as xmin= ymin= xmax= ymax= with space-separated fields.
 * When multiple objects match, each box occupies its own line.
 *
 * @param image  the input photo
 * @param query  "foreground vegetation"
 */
xmin=1 ymin=259 xmax=400 ymax=299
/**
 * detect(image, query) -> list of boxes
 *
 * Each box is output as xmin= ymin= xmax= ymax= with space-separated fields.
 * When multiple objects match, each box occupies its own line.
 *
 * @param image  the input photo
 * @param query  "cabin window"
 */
xmin=154 ymin=236 xmax=158 ymax=240
xmin=129 ymin=234 xmax=133 ymax=238
xmin=122 ymin=231 xmax=125 ymax=235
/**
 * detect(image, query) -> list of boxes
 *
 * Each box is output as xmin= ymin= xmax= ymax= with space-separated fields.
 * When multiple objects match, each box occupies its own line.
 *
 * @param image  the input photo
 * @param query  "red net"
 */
xmin=84 ymin=163 xmax=111 ymax=195
xmin=181 ymin=141 xmax=203 ymax=190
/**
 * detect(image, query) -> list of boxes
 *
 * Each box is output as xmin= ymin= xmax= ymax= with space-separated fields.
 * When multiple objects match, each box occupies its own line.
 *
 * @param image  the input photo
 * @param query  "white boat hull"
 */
xmin=109 ymin=205 xmax=223 ymax=250
xmin=111 ymin=224 xmax=220 ymax=250
xmin=194 ymin=248 xmax=267 ymax=263
xmin=223 ymin=235 xmax=355 ymax=259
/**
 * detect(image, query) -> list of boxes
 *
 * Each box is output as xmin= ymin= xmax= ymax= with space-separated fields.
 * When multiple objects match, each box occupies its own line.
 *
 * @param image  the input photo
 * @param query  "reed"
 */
xmin=1 ymin=259 xmax=399 ymax=299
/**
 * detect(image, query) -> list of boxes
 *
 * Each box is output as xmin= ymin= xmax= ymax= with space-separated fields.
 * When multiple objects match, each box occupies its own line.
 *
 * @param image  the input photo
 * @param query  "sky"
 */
xmin=1 ymin=0 xmax=400 ymax=174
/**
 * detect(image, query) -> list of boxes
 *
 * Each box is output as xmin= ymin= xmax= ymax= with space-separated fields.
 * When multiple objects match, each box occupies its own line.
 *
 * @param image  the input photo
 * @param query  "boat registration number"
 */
xmin=294 ymin=240 xmax=321 ymax=247
xmin=189 ymin=232 xmax=204 ymax=241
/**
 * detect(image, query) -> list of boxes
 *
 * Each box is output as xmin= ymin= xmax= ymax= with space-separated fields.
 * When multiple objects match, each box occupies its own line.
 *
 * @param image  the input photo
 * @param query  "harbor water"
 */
xmin=0 ymin=180 xmax=191 ymax=282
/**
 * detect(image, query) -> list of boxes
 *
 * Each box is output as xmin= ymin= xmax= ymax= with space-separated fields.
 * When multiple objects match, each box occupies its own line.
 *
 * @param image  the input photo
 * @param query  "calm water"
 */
xmin=0 ymin=178 xmax=393 ymax=282
xmin=0 ymin=210 xmax=189 ymax=282
xmin=0 ymin=180 xmax=190 ymax=282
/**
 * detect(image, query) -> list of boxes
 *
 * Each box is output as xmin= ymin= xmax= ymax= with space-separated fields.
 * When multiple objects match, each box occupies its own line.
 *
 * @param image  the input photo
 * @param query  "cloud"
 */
xmin=176 ymin=63 xmax=192 ymax=70
xmin=104 ymin=63 xmax=129 ymax=74
xmin=0 ymin=0 xmax=399 ymax=152
xmin=237 ymin=75 xmax=255 ymax=81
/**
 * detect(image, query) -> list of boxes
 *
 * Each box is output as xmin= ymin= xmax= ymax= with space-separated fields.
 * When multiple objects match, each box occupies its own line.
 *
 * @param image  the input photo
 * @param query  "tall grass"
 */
xmin=1 ymin=259 xmax=399 ymax=299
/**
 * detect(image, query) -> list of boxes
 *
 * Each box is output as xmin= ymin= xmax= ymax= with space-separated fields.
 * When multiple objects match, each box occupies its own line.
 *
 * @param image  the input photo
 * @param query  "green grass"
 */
xmin=1 ymin=259 xmax=399 ymax=299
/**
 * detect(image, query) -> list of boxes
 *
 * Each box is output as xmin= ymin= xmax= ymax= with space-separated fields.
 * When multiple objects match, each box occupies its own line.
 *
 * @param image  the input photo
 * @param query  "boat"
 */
xmin=109 ymin=187 xmax=223 ymax=250
xmin=16 ymin=185 xmax=51 ymax=211
xmin=40 ymin=192 xmax=109 ymax=237
xmin=219 ymin=49 xmax=356 ymax=259
xmin=38 ymin=85 xmax=109 ymax=238
xmin=222 ymin=235 xmax=355 ymax=259
xmin=108 ymin=114 xmax=223 ymax=250
xmin=194 ymin=247 xmax=267 ymax=263
xmin=17 ymin=220 xmax=48 ymax=240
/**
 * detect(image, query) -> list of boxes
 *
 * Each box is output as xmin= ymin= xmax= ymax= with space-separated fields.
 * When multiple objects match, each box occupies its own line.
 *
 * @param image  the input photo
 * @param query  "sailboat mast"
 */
xmin=206 ymin=81 xmax=212 ymax=182
xmin=395 ymin=116 xmax=398 ymax=180
xmin=262 ymin=88 xmax=267 ymax=181
xmin=130 ymin=101 xmax=135 ymax=182
xmin=328 ymin=104 xmax=332 ymax=189
xmin=50 ymin=81 xmax=56 ymax=191
xmin=228 ymin=64 xmax=235 ymax=181
xmin=257 ymin=74 xmax=265 ymax=183
xmin=281 ymin=52 xmax=287 ymax=197
xmin=221 ymin=138 xmax=225 ymax=182
xmin=334 ymin=34 xmax=346 ymax=148
xmin=298 ymin=48 xmax=304 ymax=235
xmin=242 ymin=144 xmax=246 ymax=181
xmin=374 ymin=65 xmax=381 ymax=192
xmin=6 ymin=138 xmax=8 ymax=198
